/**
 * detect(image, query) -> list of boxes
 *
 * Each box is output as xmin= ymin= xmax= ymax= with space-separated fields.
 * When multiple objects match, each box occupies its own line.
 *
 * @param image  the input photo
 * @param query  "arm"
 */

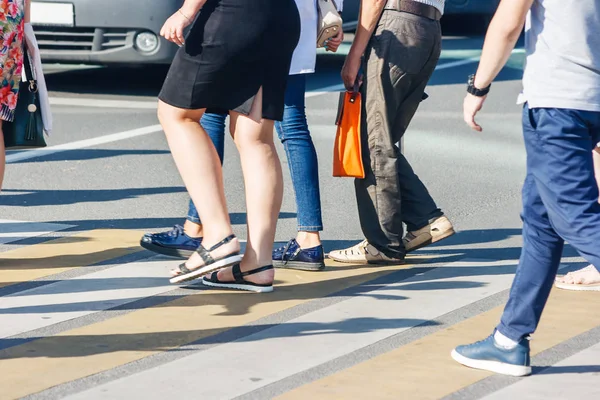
xmin=464 ymin=0 xmax=534 ymax=131
xmin=341 ymin=0 xmax=386 ymax=90
xmin=24 ymin=0 xmax=30 ymax=23
xmin=179 ymin=0 xmax=207 ymax=20
xmin=160 ymin=0 xmax=207 ymax=46
xmin=326 ymin=0 xmax=347 ymax=53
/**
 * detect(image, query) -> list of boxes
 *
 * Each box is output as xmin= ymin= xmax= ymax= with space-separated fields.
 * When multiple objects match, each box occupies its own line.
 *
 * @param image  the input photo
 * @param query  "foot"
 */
xmin=272 ymin=239 xmax=325 ymax=271
xmin=451 ymin=333 xmax=532 ymax=377
xmin=140 ymin=225 xmax=201 ymax=259
xmin=169 ymin=234 xmax=241 ymax=284
xmin=203 ymin=263 xmax=275 ymax=293
xmin=555 ymin=265 xmax=600 ymax=291
xmin=403 ymin=215 xmax=455 ymax=252
xmin=328 ymin=240 xmax=404 ymax=264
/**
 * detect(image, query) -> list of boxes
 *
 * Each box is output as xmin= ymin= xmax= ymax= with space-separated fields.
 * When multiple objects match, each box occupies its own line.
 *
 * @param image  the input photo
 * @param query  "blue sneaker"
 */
xmin=272 ymin=239 xmax=325 ymax=271
xmin=140 ymin=225 xmax=201 ymax=259
xmin=451 ymin=333 xmax=532 ymax=377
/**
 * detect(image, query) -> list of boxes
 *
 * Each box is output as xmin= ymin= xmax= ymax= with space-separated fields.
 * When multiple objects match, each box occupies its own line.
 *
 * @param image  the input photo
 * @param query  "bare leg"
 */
xmin=217 ymin=89 xmax=282 ymax=285
xmin=296 ymin=231 xmax=321 ymax=248
xmin=156 ymin=101 xmax=239 ymax=272
xmin=0 ymin=120 xmax=4 ymax=191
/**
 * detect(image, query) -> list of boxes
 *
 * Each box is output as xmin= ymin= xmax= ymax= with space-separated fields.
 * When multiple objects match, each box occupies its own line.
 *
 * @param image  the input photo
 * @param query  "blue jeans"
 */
xmin=186 ymin=74 xmax=323 ymax=232
xmin=497 ymin=105 xmax=600 ymax=341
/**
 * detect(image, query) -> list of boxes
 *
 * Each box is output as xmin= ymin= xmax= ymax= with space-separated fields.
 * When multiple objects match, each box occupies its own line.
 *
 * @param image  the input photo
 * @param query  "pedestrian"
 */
xmin=156 ymin=0 xmax=300 ymax=292
xmin=142 ymin=0 xmax=344 ymax=273
xmin=0 ymin=0 xmax=29 ymax=191
xmin=452 ymin=0 xmax=600 ymax=377
xmin=329 ymin=0 xmax=454 ymax=265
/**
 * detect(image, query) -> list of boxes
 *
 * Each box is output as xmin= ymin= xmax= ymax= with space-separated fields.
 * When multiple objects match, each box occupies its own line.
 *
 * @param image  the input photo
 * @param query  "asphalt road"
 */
xmin=0 ymin=32 xmax=598 ymax=400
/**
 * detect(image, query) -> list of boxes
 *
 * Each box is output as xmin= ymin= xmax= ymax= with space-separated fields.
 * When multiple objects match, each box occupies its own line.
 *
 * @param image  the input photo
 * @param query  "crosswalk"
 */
xmin=0 ymin=220 xmax=598 ymax=400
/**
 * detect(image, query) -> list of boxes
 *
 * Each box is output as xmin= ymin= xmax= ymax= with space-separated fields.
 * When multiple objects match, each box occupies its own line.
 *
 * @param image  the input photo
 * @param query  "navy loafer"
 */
xmin=272 ymin=239 xmax=325 ymax=271
xmin=140 ymin=225 xmax=202 ymax=259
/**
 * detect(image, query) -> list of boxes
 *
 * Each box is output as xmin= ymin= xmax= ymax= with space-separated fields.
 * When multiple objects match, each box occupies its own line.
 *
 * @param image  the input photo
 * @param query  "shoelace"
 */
xmin=168 ymin=225 xmax=185 ymax=237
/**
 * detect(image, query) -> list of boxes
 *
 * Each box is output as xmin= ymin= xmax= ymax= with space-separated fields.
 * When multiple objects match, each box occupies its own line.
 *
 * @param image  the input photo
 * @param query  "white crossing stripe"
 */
xmin=65 ymin=259 xmax=520 ymax=400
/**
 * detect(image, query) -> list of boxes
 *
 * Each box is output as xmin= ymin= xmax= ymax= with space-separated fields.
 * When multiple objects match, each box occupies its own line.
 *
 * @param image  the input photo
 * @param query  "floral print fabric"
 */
xmin=0 ymin=0 xmax=24 ymax=122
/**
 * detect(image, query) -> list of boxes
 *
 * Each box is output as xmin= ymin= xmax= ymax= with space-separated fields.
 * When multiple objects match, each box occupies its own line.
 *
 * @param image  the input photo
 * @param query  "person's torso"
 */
xmin=289 ymin=0 xmax=318 ymax=75
xmin=521 ymin=0 xmax=600 ymax=111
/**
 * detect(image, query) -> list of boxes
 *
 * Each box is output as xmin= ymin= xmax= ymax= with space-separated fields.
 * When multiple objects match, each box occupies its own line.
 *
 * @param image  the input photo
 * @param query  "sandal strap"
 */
xmin=243 ymin=265 xmax=274 ymax=277
xmin=232 ymin=264 xmax=244 ymax=283
xmin=195 ymin=245 xmax=215 ymax=265
xmin=232 ymin=264 xmax=273 ymax=284
xmin=178 ymin=263 xmax=191 ymax=274
xmin=207 ymin=234 xmax=237 ymax=252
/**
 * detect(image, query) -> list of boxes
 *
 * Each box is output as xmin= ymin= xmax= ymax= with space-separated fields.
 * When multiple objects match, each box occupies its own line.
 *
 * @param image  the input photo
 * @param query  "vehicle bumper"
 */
xmin=32 ymin=0 xmax=181 ymax=65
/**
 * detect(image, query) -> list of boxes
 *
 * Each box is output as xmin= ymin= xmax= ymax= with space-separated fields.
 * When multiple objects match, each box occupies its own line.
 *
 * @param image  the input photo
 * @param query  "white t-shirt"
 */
xmin=289 ymin=0 xmax=344 ymax=75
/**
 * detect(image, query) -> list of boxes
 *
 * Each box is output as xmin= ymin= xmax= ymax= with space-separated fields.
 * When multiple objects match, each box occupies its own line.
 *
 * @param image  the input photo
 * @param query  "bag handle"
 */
xmin=22 ymin=42 xmax=37 ymax=92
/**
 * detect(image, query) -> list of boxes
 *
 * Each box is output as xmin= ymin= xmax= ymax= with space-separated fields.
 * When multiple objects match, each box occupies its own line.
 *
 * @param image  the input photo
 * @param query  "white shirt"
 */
xmin=289 ymin=0 xmax=344 ymax=75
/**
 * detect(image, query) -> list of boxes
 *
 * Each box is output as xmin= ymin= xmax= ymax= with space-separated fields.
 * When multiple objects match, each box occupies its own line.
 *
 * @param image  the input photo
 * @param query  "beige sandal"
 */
xmin=555 ymin=265 xmax=600 ymax=291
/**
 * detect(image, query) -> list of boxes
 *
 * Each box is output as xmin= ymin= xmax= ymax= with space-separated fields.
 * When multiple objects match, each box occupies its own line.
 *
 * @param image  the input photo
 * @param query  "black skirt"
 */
xmin=158 ymin=0 xmax=301 ymax=121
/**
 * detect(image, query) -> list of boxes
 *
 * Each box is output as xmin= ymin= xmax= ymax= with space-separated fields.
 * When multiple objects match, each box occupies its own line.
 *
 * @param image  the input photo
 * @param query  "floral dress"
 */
xmin=0 ymin=0 xmax=24 ymax=122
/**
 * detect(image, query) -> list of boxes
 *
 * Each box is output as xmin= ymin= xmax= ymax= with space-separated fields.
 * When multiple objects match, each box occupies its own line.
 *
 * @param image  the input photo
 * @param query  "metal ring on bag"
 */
xmin=28 ymin=80 xmax=38 ymax=93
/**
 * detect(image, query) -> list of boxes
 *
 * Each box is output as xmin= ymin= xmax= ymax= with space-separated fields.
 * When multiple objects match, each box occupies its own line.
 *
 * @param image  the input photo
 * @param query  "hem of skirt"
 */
xmin=157 ymin=95 xmax=283 ymax=121
xmin=0 ymin=104 xmax=15 ymax=123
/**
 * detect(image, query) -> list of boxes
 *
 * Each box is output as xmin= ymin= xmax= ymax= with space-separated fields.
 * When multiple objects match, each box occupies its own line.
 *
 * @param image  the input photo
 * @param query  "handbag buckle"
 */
xmin=28 ymin=80 xmax=38 ymax=93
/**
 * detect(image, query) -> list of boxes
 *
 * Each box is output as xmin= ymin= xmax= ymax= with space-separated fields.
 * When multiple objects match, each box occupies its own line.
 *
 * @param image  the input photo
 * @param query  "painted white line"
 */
xmin=0 ymin=220 xmax=73 ymax=245
xmin=5 ymin=125 xmax=163 ymax=164
xmin=67 ymin=259 xmax=522 ymax=400
xmin=50 ymin=97 xmax=158 ymax=110
xmin=435 ymin=56 xmax=480 ymax=70
xmin=0 ymin=256 xmax=180 ymax=338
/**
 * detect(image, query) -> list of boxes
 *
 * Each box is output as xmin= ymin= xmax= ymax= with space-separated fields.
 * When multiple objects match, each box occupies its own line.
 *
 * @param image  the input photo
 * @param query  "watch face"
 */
xmin=468 ymin=74 xmax=475 ymax=86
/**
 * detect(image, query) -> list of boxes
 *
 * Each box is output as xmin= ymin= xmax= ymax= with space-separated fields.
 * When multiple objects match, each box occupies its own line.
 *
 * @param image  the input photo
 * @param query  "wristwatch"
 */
xmin=467 ymin=74 xmax=491 ymax=97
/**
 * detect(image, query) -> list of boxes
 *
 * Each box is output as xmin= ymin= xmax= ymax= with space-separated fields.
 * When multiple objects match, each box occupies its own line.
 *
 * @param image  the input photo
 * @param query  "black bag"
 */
xmin=3 ymin=44 xmax=46 ymax=149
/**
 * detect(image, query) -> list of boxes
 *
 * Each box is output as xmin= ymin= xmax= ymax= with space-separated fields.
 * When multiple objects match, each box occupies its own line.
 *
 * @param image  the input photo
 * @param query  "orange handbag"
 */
xmin=333 ymin=90 xmax=365 ymax=178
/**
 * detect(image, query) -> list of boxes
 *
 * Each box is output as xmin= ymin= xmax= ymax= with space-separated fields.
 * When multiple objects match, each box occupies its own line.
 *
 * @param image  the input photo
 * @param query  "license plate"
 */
xmin=30 ymin=2 xmax=74 ymax=26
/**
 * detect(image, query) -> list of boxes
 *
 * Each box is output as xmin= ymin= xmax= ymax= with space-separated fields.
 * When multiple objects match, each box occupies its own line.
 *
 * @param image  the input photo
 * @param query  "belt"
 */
xmin=384 ymin=0 xmax=442 ymax=21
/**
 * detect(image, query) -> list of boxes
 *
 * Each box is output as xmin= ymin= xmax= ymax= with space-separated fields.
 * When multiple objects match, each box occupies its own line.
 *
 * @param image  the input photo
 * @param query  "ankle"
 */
xmin=296 ymin=231 xmax=321 ymax=249
xmin=183 ymin=220 xmax=203 ymax=238
xmin=494 ymin=330 xmax=518 ymax=349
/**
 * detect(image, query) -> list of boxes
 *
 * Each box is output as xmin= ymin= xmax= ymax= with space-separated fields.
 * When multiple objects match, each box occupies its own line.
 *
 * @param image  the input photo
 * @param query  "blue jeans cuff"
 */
xmin=298 ymin=225 xmax=323 ymax=232
xmin=496 ymin=322 xmax=526 ymax=342
xmin=187 ymin=215 xmax=201 ymax=224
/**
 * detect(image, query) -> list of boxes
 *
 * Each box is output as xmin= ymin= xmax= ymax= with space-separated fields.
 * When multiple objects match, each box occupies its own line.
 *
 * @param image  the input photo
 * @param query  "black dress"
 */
xmin=158 ymin=0 xmax=301 ymax=121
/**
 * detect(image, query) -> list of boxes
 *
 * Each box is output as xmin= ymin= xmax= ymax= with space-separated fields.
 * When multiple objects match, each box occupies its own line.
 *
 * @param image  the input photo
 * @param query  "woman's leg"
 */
xmin=157 ymin=101 xmax=239 ymax=271
xmin=0 ymin=120 xmax=5 ymax=191
xmin=275 ymin=74 xmax=323 ymax=248
xmin=184 ymin=111 xmax=229 ymax=237
xmin=216 ymin=88 xmax=281 ymax=285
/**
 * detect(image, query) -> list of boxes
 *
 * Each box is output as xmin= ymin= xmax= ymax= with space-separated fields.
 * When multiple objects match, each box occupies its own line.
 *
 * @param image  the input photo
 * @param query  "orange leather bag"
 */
xmin=333 ymin=90 xmax=365 ymax=178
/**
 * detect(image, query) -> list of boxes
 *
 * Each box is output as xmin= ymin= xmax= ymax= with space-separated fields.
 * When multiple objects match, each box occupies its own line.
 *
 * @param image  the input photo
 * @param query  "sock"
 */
xmin=494 ymin=330 xmax=518 ymax=349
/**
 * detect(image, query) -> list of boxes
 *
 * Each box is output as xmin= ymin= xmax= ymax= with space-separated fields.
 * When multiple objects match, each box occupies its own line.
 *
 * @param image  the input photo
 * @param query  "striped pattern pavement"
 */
xmin=0 ymin=220 xmax=598 ymax=400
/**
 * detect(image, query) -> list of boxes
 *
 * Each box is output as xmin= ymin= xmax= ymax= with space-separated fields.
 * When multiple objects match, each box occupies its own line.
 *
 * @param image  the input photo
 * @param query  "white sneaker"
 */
xmin=403 ymin=215 xmax=455 ymax=252
xmin=328 ymin=240 xmax=405 ymax=264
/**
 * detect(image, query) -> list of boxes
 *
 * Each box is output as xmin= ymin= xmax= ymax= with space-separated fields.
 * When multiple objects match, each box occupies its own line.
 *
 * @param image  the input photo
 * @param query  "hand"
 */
xmin=326 ymin=29 xmax=344 ymax=52
xmin=463 ymin=93 xmax=487 ymax=132
xmin=341 ymin=54 xmax=361 ymax=91
xmin=160 ymin=10 xmax=192 ymax=47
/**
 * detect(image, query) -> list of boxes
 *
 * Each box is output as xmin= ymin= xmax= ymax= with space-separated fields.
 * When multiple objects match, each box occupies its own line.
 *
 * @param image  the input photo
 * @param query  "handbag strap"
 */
xmin=22 ymin=42 xmax=35 ymax=83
